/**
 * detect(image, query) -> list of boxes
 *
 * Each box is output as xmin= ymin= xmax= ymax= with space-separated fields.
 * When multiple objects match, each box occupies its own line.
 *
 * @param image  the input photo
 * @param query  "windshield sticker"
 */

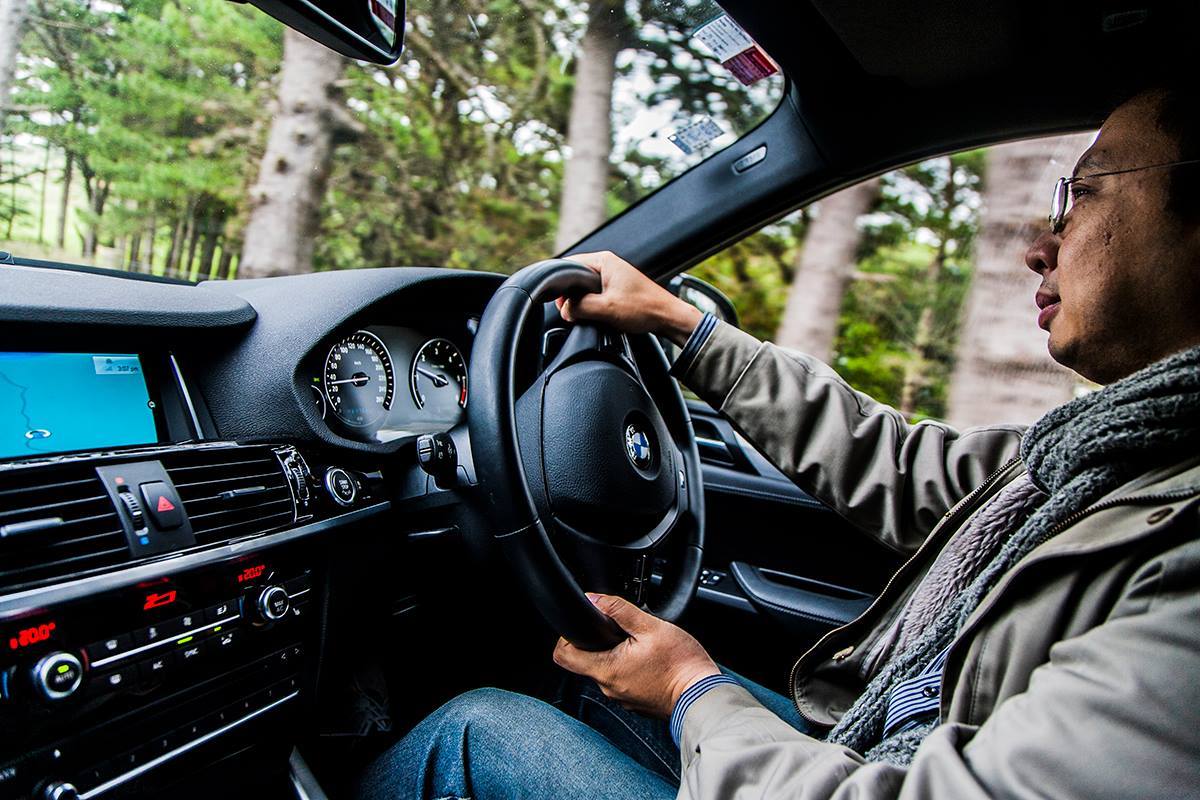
xmin=668 ymin=117 xmax=724 ymax=155
xmin=369 ymin=0 xmax=398 ymax=46
xmin=692 ymin=14 xmax=778 ymax=86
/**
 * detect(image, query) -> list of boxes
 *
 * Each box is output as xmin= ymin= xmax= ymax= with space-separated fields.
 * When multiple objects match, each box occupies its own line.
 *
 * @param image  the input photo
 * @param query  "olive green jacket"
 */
xmin=674 ymin=320 xmax=1200 ymax=799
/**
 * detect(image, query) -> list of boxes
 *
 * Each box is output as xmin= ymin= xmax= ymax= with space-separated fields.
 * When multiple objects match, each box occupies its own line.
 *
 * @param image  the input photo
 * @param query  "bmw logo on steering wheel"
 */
xmin=624 ymin=424 xmax=654 ymax=470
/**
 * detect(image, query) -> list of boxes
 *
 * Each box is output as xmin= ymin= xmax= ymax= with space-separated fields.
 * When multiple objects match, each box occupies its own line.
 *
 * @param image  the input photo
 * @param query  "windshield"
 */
xmin=0 ymin=0 xmax=782 ymax=280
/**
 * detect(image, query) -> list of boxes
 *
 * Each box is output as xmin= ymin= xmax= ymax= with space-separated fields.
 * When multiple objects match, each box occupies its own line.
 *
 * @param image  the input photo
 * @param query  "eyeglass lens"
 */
xmin=1050 ymin=177 xmax=1069 ymax=231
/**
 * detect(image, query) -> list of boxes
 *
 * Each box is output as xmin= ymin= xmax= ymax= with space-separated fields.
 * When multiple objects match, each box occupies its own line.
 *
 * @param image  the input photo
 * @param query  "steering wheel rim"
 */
xmin=467 ymin=259 xmax=705 ymax=651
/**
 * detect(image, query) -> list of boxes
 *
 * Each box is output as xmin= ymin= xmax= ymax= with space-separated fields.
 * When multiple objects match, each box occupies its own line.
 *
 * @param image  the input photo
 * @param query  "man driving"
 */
xmin=363 ymin=86 xmax=1200 ymax=799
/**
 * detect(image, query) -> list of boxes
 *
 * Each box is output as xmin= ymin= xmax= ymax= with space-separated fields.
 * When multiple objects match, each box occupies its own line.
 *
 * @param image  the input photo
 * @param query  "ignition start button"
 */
xmin=324 ymin=467 xmax=357 ymax=507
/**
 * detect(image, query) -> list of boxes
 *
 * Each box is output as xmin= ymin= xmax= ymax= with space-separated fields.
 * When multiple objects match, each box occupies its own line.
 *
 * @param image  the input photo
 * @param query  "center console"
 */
xmin=0 ymin=440 xmax=386 ymax=799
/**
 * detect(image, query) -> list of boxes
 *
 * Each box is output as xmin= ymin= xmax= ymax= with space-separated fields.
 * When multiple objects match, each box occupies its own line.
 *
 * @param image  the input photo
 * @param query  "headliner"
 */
xmin=722 ymin=1 xmax=1198 ymax=172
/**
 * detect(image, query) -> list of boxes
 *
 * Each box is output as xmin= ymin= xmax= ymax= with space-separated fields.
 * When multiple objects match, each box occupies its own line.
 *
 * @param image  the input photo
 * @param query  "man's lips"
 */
xmin=1037 ymin=297 xmax=1061 ymax=330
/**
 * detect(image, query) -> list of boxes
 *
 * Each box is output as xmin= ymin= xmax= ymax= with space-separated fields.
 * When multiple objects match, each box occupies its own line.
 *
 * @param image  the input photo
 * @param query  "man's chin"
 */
xmin=1047 ymin=335 xmax=1085 ymax=379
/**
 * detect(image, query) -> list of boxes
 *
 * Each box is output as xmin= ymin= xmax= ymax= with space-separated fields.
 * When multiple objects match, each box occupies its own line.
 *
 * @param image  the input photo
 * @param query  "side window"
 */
xmin=686 ymin=132 xmax=1095 ymax=427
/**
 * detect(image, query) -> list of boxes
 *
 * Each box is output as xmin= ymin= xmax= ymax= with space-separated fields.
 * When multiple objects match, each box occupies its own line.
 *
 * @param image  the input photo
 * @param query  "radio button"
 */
xmin=33 ymin=652 xmax=82 ymax=701
xmin=84 ymin=634 xmax=131 ymax=663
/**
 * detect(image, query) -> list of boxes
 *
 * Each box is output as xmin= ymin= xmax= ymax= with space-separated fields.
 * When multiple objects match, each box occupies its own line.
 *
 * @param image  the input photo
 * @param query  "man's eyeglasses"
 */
xmin=1049 ymin=158 xmax=1200 ymax=234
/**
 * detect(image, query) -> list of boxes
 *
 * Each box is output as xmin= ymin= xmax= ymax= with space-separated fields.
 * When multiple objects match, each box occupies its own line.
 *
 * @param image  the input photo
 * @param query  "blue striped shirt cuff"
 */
xmin=669 ymin=312 xmax=718 ymax=378
xmin=669 ymin=674 xmax=738 ymax=747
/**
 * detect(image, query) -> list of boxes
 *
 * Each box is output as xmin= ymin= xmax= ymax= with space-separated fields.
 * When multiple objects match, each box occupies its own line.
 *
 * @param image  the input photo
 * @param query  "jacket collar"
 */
xmin=957 ymin=454 xmax=1200 ymax=637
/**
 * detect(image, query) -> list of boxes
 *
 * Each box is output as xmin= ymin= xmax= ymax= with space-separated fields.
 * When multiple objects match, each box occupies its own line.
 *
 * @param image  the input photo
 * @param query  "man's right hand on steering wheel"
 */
xmin=555 ymin=251 xmax=703 ymax=345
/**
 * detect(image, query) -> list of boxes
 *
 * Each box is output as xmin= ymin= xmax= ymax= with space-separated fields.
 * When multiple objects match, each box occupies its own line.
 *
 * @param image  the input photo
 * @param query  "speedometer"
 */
xmin=324 ymin=331 xmax=395 ymax=428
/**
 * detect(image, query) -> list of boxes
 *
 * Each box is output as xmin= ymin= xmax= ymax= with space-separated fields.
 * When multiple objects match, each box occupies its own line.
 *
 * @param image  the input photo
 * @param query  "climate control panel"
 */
xmin=0 ymin=552 xmax=317 ymax=798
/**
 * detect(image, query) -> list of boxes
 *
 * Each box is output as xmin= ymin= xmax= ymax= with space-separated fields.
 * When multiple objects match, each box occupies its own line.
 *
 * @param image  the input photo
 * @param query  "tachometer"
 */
xmin=324 ymin=331 xmax=395 ymax=428
xmin=410 ymin=338 xmax=468 ymax=415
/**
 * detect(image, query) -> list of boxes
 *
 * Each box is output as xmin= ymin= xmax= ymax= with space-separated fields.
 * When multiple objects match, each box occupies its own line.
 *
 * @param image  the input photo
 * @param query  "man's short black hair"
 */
xmin=1146 ymin=86 xmax=1200 ymax=222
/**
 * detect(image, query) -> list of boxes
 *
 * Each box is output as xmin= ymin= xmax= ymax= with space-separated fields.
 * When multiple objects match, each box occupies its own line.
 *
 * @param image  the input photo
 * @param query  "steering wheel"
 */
xmin=467 ymin=259 xmax=705 ymax=651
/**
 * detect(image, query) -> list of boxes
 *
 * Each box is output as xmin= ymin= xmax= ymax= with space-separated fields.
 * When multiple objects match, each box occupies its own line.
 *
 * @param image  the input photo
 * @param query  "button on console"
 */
xmin=138 ymin=654 xmax=172 ymax=683
xmin=92 ymin=665 xmax=136 ymax=694
xmin=85 ymin=634 xmax=131 ymax=663
xmin=33 ymin=652 xmax=83 ymax=701
xmin=205 ymin=601 xmax=237 ymax=623
xmin=255 ymin=586 xmax=290 ymax=622
xmin=139 ymin=481 xmax=184 ymax=530
xmin=324 ymin=467 xmax=357 ymax=507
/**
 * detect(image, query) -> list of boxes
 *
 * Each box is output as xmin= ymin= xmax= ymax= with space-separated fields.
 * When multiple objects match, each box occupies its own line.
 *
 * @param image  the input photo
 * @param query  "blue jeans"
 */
xmin=359 ymin=668 xmax=812 ymax=800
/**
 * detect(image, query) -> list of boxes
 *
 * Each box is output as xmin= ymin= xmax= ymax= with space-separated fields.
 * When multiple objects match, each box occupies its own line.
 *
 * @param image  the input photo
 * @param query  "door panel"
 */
xmin=680 ymin=399 xmax=902 ymax=693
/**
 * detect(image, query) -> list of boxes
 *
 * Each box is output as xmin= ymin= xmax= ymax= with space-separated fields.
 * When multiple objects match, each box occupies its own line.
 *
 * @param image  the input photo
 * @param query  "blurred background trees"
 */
xmin=0 ymin=0 xmax=1087 ymax=424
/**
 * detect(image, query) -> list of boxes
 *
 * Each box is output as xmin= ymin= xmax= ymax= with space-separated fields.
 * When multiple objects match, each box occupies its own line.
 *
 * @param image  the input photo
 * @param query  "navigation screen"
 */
xmin=0 ymin=353 xmax=160 ymax=459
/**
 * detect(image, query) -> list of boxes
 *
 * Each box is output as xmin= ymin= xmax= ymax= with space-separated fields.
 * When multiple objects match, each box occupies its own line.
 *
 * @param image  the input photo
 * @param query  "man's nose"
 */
xmin=1025 ymin=230 xmax=1059 ymax=276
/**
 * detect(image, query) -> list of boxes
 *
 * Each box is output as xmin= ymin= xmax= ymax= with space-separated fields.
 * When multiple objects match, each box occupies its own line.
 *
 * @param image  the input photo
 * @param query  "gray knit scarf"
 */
xmin=824 ymin=343 xmax=1200 ymax=766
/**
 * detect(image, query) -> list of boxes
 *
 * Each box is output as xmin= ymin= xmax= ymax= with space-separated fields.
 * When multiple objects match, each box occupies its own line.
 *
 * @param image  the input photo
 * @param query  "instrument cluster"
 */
xmin=311 ymin=322 xmax=474 ymax=444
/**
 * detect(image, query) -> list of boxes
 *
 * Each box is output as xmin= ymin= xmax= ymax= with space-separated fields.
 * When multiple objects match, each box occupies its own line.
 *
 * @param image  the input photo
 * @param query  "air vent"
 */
xmin=0 ymin=464 xmax=129 ymax=592
xmin=163 ymin=446 xmax=296 ymax=545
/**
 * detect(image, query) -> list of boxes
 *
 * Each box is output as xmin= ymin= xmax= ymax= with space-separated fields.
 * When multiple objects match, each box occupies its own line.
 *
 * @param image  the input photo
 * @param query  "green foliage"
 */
xmin=833 ymin=153 xmax=984 ymax=419
xmin=688 ymin=215 xmax=804 ymax=342
xmin=3 ymin=0 xmax=779 ymax=277
xmin=12 ymin=0 xmax=279 ymax=267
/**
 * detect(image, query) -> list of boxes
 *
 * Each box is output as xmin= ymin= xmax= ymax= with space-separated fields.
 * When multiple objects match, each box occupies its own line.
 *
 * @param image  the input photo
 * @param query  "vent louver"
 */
xmin=163 ymin=446 xmax=296 ymax=545
xmin=0 ymin=464 xmax=129 ymax=592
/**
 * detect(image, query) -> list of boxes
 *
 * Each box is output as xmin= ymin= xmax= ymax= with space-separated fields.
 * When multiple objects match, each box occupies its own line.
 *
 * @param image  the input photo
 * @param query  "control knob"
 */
xmin=254 ymin=584 xmax=291 ymax=622
xmin=39 ymin=782 xmax=79 ymax=800
xmin=32 ymin=652 xmax=82 ymax=702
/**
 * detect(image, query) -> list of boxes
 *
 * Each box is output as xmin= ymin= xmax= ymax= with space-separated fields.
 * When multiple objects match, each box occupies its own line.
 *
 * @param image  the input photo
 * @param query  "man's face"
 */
xmin=1024 ymin=93 xmax=1200 ymax=384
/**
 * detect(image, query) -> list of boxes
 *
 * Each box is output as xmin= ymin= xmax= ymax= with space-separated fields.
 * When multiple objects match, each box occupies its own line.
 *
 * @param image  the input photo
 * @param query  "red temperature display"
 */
xmin=8 ymin=621 xmax=56 ymax=650
xmin=143 ymin=590 xmax=177 ymax=611
xmin=237 ymin=563 xmax=266 ymax=584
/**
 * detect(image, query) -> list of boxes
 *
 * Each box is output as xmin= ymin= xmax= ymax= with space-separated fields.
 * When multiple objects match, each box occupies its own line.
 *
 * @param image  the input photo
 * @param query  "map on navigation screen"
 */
xmin=0 ymin=353 xmax=159 ymax=459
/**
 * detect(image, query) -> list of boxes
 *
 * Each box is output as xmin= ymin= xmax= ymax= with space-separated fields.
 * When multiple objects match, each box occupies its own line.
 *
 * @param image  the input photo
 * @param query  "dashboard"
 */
xmin=0 ymin=261 xmax=507 ymax=798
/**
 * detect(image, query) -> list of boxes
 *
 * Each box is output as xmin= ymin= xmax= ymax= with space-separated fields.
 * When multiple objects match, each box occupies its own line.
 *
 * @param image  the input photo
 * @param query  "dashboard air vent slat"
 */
xmin=162 ymin=446 xmax=297 ymax=545
xmin=0 ymin=464 xmax=129 ymax=592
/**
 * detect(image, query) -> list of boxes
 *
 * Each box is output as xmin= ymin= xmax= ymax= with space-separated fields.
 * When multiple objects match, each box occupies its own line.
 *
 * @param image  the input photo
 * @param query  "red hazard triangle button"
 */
xmin=140 ymin=481 xmax=185 ymax=530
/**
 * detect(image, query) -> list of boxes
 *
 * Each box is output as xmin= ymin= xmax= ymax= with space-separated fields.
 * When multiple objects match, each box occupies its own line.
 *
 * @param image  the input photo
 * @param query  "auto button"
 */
xmin=33 ymin=652 xmax=82 ymax=701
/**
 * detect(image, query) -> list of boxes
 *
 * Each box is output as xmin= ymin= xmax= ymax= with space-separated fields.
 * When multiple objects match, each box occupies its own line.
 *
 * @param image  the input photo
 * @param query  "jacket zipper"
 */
xmin=940 ymin=482 xmax=1195 ymax=662
xmin=788 ymin=457 xmax=1023 ymax=723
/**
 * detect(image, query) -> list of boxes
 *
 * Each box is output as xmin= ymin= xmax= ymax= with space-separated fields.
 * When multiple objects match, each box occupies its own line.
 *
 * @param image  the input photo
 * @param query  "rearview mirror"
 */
xmin=245 ymin=0 xmax=405 ymax=64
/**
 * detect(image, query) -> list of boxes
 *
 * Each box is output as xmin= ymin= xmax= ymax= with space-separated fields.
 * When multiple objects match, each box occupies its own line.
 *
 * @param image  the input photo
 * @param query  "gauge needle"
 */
xmin=416 ymin=367 xmax=449 ymax=387
xmin=329 ymin=373 xmax=371 ymax=386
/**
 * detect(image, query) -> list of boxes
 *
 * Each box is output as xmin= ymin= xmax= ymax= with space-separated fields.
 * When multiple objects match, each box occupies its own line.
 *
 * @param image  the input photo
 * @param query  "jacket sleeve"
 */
xmin=675 ymin=320 xmax=1025 ymax=553
xmin=675 ymin=535 xmax=1200 ymax=800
